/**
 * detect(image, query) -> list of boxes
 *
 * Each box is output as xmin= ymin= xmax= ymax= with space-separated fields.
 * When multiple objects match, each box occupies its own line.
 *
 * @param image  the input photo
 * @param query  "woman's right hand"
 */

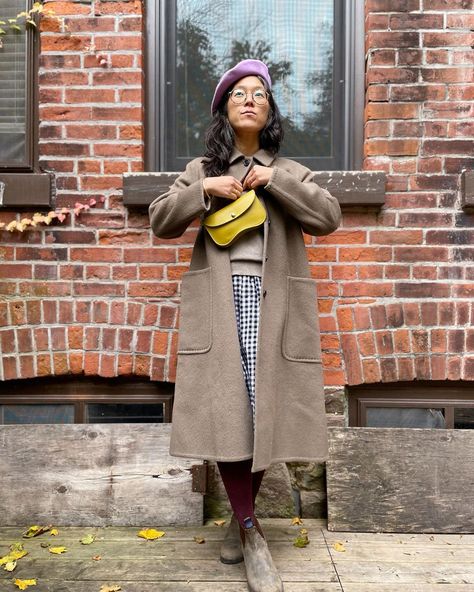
xmin=203 ymin=176 xmax=243 ymax=201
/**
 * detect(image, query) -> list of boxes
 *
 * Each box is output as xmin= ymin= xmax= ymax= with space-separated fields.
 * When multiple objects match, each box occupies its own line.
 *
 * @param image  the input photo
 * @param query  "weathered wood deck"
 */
xmin=2 ymin=518 xmax=474 ymax=591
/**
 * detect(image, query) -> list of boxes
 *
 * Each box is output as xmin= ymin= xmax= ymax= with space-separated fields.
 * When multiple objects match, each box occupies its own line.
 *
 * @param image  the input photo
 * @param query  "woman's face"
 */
xmin=226 ymin=75 xmax=270 ymax=136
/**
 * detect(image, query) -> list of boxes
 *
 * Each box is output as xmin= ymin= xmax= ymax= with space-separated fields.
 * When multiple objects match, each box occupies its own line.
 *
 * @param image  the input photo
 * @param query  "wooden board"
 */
xmin=123 ymin=171 xmax=386 ymax=208
xmin=0 ymin=423 xmax=203 ymax=526
xmin=326 ymin=427 xmax=474 ymax=533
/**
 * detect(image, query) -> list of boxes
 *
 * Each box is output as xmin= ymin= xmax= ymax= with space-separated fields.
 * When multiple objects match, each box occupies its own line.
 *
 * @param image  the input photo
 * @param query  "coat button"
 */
xmin=243 ymin=159 xmax=250 ymax=166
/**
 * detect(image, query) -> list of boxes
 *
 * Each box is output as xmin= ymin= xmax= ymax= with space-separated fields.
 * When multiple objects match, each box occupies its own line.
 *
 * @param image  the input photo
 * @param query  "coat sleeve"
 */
xmin=148 ymin=159 xmax=211 ymax=239
xmin=264 ymin=163 xmax=342 ymax=236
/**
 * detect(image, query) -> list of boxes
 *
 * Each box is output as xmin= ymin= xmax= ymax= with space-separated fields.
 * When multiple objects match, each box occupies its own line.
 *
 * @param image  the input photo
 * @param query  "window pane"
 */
xmin=86 ymin=403 xmax=164 ymax=423
xmin=1 ymin=404 xmax=75 ymax=424
xmin=0 ymin=0 xmax=28 ymax=165
xmin=454 ymin=408 xmax=474 ymax=429
xmin=175 ymin=0 xmax=334 ymax=160
xmin=366 ymin=407 xmax=446 ymax=429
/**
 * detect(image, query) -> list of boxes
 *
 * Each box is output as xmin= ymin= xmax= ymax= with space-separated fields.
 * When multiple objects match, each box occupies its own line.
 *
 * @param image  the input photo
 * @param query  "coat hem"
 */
xmin=169 ymin=450 xmax=254 ymax=463
xmin=251 ymin=456 xmax=329 ymax=473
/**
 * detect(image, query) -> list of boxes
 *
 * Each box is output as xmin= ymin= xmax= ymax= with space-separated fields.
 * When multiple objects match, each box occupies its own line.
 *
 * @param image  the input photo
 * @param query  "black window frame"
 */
xmin=0 ymin=377 xmax=174 ymax=424
xmin=0 ymin=0 xmax=51 ymax=208
xmin=349 ymin=382 xmax=474 ymax=429
xmin=144 ymin=0 xmax=365 ymax=173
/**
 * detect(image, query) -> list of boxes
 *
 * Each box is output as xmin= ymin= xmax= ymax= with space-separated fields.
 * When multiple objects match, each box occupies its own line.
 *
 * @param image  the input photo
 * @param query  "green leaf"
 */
xmin=80 ymin=534 xmax=95 ymax=545
xmin=9 ymin=24 xmax=23 ymax=31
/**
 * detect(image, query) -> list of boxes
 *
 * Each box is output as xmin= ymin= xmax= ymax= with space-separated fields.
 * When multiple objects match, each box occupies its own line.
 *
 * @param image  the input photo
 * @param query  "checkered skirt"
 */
xmin=231 ymin=274 xmax=262 ymax=430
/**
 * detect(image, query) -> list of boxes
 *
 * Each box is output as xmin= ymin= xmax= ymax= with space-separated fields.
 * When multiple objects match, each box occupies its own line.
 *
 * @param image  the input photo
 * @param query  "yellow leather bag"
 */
xmin=202 ymin=189 xmax=267 ymax=247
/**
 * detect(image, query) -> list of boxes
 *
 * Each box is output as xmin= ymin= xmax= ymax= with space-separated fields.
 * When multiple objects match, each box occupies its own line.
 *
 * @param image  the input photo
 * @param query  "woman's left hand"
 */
xmin=243 ymin=165 xmax=273 ymax=190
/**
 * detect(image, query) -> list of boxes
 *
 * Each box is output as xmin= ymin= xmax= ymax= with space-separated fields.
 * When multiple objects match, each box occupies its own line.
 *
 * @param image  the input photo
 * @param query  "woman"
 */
xmin=149 ymin=59 xmax=341 ymax=592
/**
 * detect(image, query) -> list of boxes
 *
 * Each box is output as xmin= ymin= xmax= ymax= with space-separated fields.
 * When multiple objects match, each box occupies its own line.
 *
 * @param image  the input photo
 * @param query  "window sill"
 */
xmin=122 ymin=171 xmax=387 ymax=209
xmin=0 ymin=172 xmax=53 ymax=208
xmin=462 ymin=170 xmax=474 ymax=211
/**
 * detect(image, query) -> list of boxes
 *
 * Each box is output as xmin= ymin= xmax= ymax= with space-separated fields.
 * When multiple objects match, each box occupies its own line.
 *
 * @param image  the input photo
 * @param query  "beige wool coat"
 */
xmin=149 ymin=148 xmax=342 ymax=472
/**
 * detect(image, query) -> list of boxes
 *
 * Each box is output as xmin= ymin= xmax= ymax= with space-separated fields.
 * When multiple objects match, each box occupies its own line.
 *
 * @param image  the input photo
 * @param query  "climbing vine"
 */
xmin=0 ymin=2 xmax=64 ymax=49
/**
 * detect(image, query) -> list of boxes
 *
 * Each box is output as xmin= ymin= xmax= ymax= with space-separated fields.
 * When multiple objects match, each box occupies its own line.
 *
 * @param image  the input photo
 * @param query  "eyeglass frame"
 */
xmin=227 ymin=87 xmax=270 ymax=106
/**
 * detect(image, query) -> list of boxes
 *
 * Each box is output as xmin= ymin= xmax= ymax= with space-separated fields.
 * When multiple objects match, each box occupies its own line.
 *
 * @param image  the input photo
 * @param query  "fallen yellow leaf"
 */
xmin=333 ymin=541 xmax=346 ymax=552
xmin=50 ymin=529 xmax=59 ymax=536
xmin=293 ymin=528 xmax=310 ymax=548
xmin=193 ymin=536 xmax=205 ymax=544
xmin=80 ymin=534 xmax=96 ymax=545
xmin=291 ymin=517 xmax=303 ymax=525
xmin=22 ymin=525 xmax=52 ymax=538
xmin=137 ymin=529 xmax=165 ymax=541
xmin=0 ymin=549 xmax=27 ymax=566
xmin=4 ymin=560 xmax=16 ymax=572
xmin=13 ymin=579 xmax=37 ymax=590
xmin=99 ymin=585 xmax=121 ymax=592
xmin=92 ymin=555 xmax=102 ymax=561
xmin=48 ymin=546 xmax=67 ymax=554
xmin=214 ymin=520 xmax=226 ymax=527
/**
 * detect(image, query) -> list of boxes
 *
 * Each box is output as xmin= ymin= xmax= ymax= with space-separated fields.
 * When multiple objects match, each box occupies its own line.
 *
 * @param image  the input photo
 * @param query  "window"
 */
xmin=146 ymin=0 xmax=364 ymax=172
xmin=0 ymin=377 xmax=174 ymax=424
xmin=349 ymin=382 xmax=474 ymax=429
xmin=0 ymin=0 xmax=50 ymax=206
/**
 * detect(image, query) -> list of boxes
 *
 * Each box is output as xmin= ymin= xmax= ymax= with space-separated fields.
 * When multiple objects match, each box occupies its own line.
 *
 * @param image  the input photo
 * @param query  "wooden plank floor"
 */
xmin=2 ymin=518 xmax=474 ymax=591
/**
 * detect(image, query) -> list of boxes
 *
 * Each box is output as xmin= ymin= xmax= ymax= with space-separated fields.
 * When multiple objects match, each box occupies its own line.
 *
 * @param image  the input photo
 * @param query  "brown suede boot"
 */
xmin=220 ymin=513 xmax=244 ymax=564
xmin=240 ymin=517 xmax=284 ymax=592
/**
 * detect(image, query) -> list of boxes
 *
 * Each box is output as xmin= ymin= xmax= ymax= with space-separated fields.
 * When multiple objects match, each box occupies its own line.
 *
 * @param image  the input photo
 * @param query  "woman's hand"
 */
xmin=203 ymin=176 xmax=243 ymax=200
xmin=243 ymin=165 xmax=273 ymax=190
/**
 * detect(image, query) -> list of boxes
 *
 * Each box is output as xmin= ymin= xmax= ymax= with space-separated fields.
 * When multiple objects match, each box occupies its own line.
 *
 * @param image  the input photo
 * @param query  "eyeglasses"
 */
xmin=228 ymin=88 xmax=269 ymax=106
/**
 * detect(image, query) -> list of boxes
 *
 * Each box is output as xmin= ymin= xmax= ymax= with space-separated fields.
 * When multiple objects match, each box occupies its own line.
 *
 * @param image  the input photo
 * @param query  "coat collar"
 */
xmin=229 ymin=147 xmax=276 ymax=167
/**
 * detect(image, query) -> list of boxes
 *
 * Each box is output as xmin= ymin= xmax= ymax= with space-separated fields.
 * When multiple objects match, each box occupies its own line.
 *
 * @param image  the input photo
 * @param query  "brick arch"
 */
xmin=335 ymin=301 xmax=474 ymax=385
xmin=0 ymin=299 xmax=178 ymax=382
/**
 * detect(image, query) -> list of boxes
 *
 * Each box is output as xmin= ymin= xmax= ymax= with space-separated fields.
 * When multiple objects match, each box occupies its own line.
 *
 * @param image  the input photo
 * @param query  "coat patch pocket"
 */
xmin=177 ymin=267 xmax=212 ymax=354
xmin=282 ymin=276 xmax=322 ymax=363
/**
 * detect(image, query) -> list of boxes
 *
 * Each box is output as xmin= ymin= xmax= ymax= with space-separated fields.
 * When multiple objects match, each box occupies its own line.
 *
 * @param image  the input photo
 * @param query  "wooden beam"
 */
xmin=326 ymin=426 xmax=474 ymax=533
xmin=123 ymin=171 xmax=386 ymax=208
xmin=0 ymin=423 xmax=203 ymax=526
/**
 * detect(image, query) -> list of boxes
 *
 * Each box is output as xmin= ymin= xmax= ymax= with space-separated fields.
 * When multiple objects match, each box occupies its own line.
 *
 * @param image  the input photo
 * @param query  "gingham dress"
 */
xmin=231 ymin=274 xmax=262 ymax=430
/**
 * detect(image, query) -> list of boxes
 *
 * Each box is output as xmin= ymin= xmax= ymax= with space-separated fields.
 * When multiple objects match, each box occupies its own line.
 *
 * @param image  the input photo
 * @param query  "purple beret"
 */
xmin=211 ymin=59 xmax=272 ymax=115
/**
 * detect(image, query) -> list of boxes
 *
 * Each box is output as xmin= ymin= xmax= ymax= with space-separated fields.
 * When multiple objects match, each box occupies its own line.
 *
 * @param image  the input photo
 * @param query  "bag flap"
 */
xmin=203 ymin=190 xmax=256 ymax=228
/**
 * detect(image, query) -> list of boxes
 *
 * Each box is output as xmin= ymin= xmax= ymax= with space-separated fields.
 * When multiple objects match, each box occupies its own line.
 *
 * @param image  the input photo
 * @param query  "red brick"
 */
xmin=464 ymin=358 xmax=474 ymax=380
xmin=394 ymin=329 xmax=411 ymax=353
xmin=447 ymin=356 xmax=461 ymax=381
xmin=85 ymin=327 xmax=100 ymax=350
xmin=367 ymin=32 xmax=420 ymax=49
xmin=412 ymin=330 xmax=429 ymax=353
xmin=118 ymin=329 xmax=133 ymax=351
xmin=117 ymin=353 xmax=133 ymax=375
xmin=341 ymin=334 xmax=363 ymax=385
xmin=448 ymin=330 xmax=465 ymax=353
xmin=74 ymin=282 xmax=124 ymax=297
xmin=423 ymin=32 xmax=474 ymax=47
xmin=362 ymin=359 xmax=381 ymax=383
xmin=358 ymin=332 xmax=376 ymax=356
xmin=422 ymin=139 xmax=474 ymax=156
xmin=370 ymin=230 xmax=422 ymax=245
xmin=376 ymin=331 xmax=394 ymax=355
xmin=367 ymin=0 xmax=420 ymax=10
xmin=397 ymin=357 xmax=415 ymax=382
xmin=391 ymin=85 xmax=446 ymax=102
xmin=366 ymin=139 xmax=420 ymax=156
xmin=431 ymin=356 xmax=447 ymax=381
xmin=390 ymin=13 xmax=443 ymax=29
xmin=414 ymin=356 xmax=430 ymax=380
xmin=68 ymin=352 xmax=83 ymax=374
xmin=367 ymin=68 xmax=418 ymax=84
xmin=128 ymin=282 xmax=177 ymax=298
xmin=413 ymin=266 xmax=437 ymax=280
xmin=380 ymin=358 xmax=398 ymax=382
xmin=396 ymin=283 xmax=451 ymax=298
xmin=136 ymin=354 xmax=153 ymax=377
xmin=100 ymin=354 xmax=116 ymax=377
xmin=37 ymin=354 xmax=52 ymax=377
xmin=421 ymin=302 xmax=438 ymax=326
xmin=96 ymin=1 xmax=142 ymax=15
xmin=366 ymin=103 xmax=419 ymax=120
xmin=342 ymin=282 xmax=394 ymax=298
xmin=68 ymin=326 xmax=83 ymax=349
xmin=358 ymin=265 xmax=383 ymax=280
xmin=339 ymin=247 xmax=392 ymax=262
xmin=439 ymin=302 xmax=455 ymax=325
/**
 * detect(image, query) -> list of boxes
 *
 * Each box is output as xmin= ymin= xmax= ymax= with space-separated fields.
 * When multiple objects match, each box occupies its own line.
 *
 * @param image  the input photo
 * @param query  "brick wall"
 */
xmin=0 ymin=0 xmax=473 ymax=395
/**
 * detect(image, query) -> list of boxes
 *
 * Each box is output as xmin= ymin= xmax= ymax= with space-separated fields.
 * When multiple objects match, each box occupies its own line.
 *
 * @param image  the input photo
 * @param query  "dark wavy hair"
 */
xmin=202 ymin=76 xmax=284 ymax=177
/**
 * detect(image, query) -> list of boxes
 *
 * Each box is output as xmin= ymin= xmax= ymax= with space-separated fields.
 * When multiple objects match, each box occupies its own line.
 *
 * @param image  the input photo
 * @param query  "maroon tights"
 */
xmin=217 ymin=458 xmax=265 ymax=528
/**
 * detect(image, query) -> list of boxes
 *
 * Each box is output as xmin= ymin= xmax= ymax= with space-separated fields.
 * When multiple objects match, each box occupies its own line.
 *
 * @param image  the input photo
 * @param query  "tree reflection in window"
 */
xmin=175 ymin=0 xmax=334 ymax=159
